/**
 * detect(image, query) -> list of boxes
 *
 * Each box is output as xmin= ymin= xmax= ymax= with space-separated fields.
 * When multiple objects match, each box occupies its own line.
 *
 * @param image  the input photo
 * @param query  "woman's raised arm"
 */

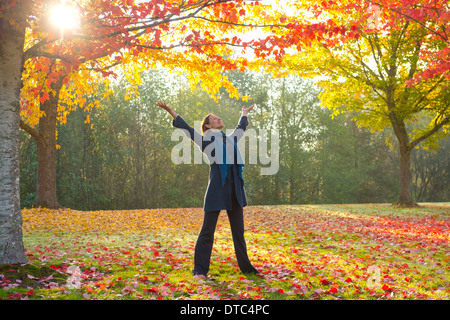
xmin=156 ymin=102 xmax=178 ymax=120
xmin=157 ymin=102 xmax=209 ymax=151
xmin=229 ymin=104 xmax=255 ymax=142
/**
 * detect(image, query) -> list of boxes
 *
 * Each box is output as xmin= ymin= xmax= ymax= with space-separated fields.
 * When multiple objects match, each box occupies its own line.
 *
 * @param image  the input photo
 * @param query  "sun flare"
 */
xmin=50 ymin=4 xmax=80 ymax=32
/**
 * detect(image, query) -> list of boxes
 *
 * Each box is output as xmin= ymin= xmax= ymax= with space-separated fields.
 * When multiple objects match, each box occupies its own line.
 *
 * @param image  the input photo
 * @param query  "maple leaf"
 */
xmin=39 ymin=92 xmax=50 ymax=104
xmin=327 ymin=287 xmax=338 ymax=294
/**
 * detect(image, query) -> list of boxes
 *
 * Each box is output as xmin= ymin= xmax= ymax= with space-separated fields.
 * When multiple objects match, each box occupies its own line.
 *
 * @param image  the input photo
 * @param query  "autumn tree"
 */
xmin=261 ymin=0 xmax=449 ymax=205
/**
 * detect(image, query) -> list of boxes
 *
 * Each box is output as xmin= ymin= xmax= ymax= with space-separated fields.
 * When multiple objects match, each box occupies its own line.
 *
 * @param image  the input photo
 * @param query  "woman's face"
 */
xmin=206 ymin=115 xmax=224 ymax=130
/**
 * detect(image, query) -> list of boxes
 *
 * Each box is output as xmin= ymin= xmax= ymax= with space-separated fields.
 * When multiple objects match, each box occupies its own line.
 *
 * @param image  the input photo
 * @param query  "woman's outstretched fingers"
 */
xmin=156 ymin=102 xmax=178 ymax=119
xmin=242 ymin=104 xmax=255 ymax=115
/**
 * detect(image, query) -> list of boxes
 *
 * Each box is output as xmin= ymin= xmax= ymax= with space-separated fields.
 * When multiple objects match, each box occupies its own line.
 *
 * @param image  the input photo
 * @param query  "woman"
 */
xmin=156 ymin=102 xmax=258 ymax=278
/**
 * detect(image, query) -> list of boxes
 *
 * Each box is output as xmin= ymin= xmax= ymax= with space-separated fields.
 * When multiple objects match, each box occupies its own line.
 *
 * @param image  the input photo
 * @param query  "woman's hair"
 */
xmin=201 ymin=113 xmax=213 ymax=135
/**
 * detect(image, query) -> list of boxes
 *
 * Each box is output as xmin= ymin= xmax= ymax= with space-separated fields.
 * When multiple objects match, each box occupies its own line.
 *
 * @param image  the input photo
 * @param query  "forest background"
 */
xmin=19 ymin=68 xmax=449 ymax=211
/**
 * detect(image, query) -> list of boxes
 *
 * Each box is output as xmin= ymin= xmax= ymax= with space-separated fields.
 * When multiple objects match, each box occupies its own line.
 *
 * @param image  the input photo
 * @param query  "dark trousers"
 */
xmin=193 ymin=184 xmax=258 ymax=276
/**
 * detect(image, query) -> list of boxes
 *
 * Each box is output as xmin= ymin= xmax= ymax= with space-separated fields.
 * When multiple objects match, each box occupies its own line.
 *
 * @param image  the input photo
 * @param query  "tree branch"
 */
xmin=194 ymin=16 xmax=286 ymax=28
xmin=365 ymin=34 xmax=386 ymax=81
xmin=410 ymin=76 xmax=446 ymax=112
xmin=19 ymin=119 xmax=42 ymax=144
xmin=410 ymin=115 xmax=450 ymax=149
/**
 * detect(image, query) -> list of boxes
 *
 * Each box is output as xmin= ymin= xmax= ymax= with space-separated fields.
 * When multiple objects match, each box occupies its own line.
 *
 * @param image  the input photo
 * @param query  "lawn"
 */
xmin=1 ymin=203 xmax=449 ymax=300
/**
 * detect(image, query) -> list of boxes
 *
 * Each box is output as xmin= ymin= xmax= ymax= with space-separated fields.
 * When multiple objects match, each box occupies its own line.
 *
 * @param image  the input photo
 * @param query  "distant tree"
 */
xmin=268 ymin=1 xmax=449 ymax=205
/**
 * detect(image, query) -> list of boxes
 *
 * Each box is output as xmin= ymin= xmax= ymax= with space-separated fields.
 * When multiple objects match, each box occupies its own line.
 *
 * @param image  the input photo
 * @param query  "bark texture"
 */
xmin=0 ymin=4 xmax=28 ymax=264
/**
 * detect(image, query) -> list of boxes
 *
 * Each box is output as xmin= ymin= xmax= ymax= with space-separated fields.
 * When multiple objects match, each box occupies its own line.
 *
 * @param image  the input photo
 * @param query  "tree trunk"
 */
xmin=398 ymin=147 xmax=412 ymax=204
xmin=35 ymin=82 xmax=62 ymax=209
xmin=388 ymin=107 xmax=417 ymax=207
xmin=0 ymin=5 xmax=28 ymax=264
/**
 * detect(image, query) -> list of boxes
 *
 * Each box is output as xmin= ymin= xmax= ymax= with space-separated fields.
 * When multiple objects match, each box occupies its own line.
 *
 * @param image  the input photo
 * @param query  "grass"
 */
xmin=1 ymin=203 xmax=448 ymax=300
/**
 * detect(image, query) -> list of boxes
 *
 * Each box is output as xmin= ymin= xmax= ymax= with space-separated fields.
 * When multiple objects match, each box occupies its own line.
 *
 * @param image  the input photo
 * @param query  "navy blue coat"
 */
xmin=172 ymin=114 xmax=249 ymax=212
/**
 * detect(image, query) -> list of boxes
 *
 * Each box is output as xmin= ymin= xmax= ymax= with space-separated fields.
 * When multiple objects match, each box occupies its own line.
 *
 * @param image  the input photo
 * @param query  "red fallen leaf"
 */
xmin=7 ymin=292 xmax=22 ymax=299
xmin=151 ymin=248 xmax=159 ymax=257
xmin=320 ymin=279 xmax=330 ymax=285
xmin=86 ymin=286 xmax=96 ymax=293
xmin=345 ymin=277 xmax=352 ymax=282
xmin=382 ymin=284 xmax=393 ymax=292
xmin=328 ymin=287 xmax=338 ymax=294
xmin=96 ymin=283 xmax=106 ymax=290
xmin=24 ymin=289 xmax=35 ymax=296
xmin=143 ymin=287 xmax=159 ymax=293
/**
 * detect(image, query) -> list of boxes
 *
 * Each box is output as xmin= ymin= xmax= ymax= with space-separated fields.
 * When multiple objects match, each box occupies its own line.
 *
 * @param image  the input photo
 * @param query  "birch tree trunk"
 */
xmin=0 ymin=4 xmax=28 ymax=264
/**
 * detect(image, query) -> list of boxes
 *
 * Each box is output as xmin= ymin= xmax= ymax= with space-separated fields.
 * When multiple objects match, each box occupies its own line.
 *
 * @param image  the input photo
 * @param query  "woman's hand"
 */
xmin=242 ymin=104 xmax=255 ymax=116
xmin=156 ymin=101 xmax=171 ymax=111
xmin=156 ymin=102 xmax=178 ymax=120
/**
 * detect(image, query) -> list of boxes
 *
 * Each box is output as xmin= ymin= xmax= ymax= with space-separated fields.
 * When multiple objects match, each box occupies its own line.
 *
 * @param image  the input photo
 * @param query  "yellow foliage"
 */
xmin=22 ymin=207 xmax=206 ymax=235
